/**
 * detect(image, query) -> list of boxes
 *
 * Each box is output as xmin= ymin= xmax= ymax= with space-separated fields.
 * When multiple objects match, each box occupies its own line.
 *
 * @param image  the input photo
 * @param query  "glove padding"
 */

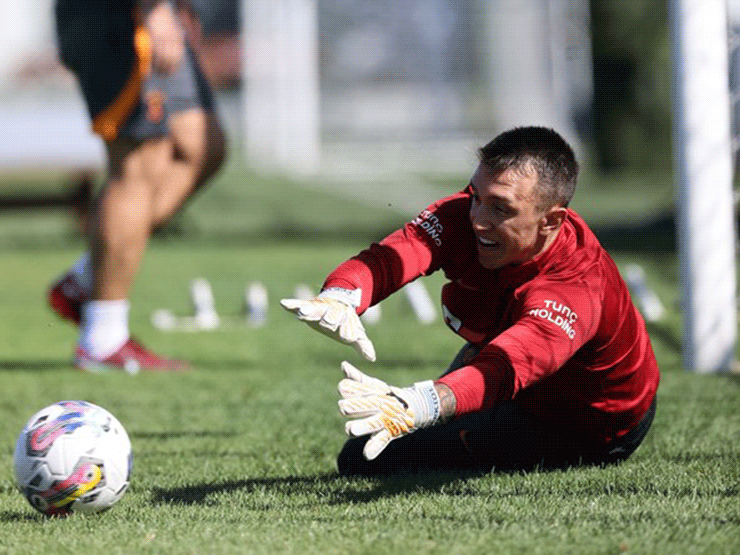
xmin=338 ymin=361 xmax=441 ymax=460
xmin=280 ymin=288 xmax=376 ymax=361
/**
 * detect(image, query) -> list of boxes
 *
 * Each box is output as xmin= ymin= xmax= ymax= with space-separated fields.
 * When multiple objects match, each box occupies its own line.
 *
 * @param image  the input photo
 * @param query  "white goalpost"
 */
xmin=240 ymin=0 xmax=321 ymax=176
xmin=670 ymin=0 xmax=737 ymax=372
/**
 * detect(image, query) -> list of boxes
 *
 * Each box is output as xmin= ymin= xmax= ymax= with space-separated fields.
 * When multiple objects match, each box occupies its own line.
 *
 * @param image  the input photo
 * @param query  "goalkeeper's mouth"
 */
xmin=477 ymin=236 xmax=500 ymax=249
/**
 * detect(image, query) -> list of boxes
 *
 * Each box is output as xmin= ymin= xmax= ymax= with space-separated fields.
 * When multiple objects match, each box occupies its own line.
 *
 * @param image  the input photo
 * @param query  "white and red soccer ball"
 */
xmin=13 ymin=400 xmax=132 ymax=516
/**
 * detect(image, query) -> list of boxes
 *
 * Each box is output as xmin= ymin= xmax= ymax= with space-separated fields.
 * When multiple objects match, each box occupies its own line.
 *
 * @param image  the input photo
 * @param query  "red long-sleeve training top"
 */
xmin=323 ymin=187 xmax=660 ymax=445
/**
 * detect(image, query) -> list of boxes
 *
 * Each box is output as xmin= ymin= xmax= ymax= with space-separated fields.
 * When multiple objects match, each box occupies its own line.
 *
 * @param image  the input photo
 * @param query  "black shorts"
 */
xmin=55 ymin=0 xmax=214 ymax=141
xmin=337 ymin=343 xmax=657 ymax=476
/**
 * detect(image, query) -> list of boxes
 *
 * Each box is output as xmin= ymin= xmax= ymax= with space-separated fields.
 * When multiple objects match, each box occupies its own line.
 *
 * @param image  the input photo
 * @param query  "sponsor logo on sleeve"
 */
xmin=411 ymin=210 xmax=443 ymax=247
xmin=528 ymin=300 xmax=577 ymax=339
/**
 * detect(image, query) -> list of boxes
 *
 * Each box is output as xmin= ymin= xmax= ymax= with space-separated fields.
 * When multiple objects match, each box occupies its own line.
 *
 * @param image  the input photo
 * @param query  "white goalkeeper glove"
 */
xmin=280 ymin=288 xmax=376 ymax=362
xmin=337 ymin=361 xmax=441 ymax=460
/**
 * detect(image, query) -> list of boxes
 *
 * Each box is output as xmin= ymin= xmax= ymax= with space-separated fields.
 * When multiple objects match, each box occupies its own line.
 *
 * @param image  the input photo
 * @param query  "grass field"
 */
xmin=0 ymin=158 xmax=738 ymax=554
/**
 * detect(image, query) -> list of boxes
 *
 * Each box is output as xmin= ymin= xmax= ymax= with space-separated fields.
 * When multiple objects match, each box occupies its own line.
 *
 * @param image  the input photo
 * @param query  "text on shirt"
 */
xmin=411 ymin=210 xmax=443 ymax=247
xmin=528 ymin=300 xmax=577 ymax=339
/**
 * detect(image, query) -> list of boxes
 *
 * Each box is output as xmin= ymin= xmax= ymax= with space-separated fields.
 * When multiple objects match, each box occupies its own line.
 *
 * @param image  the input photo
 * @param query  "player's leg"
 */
xmin=74 ymin=134 xmax=189 ymax=372
xmin=48 ymin=1 xmax=136 ymax=324
xmin=91 ymin=137 xmax=168 ymax=301
xmin=150 ymin=107 xmax=226 ymax=227
xmin=80 ymin=107 xmax=225 ymax=361
xmin=568 ymin=396 xmax=657 ymax=468
xmin=51 ymin=10 xmax=215 ymax=370
xmin=48 ymin=105 xmax=224 ymax=326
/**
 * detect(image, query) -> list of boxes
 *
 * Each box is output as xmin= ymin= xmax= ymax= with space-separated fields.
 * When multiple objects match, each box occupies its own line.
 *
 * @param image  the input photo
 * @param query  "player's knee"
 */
xmin=107 ymin=137 xmax=173 ymax=187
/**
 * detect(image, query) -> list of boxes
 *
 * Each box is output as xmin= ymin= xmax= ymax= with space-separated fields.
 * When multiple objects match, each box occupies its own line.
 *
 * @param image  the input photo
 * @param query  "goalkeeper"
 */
xmin=282 ymin=126 xmax=660 ymax=475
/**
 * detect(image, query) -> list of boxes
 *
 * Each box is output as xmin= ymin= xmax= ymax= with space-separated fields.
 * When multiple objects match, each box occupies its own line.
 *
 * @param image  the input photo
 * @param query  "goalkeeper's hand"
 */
xmin=337 ymin=361 xmax=441 ymax=460
xmin=280 ymin=288 xmax=376 ymax=362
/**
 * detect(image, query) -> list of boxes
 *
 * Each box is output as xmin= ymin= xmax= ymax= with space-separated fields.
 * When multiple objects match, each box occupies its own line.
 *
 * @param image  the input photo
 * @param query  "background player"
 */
xmin=282 ymin=126 xmax=660 ymax=475
xmin=49 ymin=0 xmax=226 ymax=371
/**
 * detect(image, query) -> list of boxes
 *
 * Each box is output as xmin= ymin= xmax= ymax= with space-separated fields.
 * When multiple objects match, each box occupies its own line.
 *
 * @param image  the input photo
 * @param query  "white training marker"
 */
xmin=294 ymin=284 xmax=314 ymax=300
xmin=151 ymin=308 xmax=177 ymax=331
xmin=624 ymin=264 xmax=665 ymax=322
xmin=151 ymin=311 xmax=206 ymax=332
xmin=190 ymin=278 xmax=220 ymax=330
xmin=361 ymin=304 xmax=382 ymax=325
xmin=245 ymin=282 xmax=268 ymax=327
xmin=403 ymin=281 xmax=437 ymax=324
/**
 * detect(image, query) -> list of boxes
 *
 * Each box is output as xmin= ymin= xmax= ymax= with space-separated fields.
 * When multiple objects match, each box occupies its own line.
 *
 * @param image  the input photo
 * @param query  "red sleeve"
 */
xmin=323 ymin=191 xmax=470 ymax=312
xmin=438 ymin=279 xmax=602 ymax=415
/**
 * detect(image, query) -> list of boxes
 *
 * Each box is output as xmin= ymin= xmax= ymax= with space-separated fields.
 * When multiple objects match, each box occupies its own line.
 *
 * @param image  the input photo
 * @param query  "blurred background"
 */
xmin=0 ymin=0 xmax=690 ymax=187
xmin=0 ymin=0 xmax=738 ymax=253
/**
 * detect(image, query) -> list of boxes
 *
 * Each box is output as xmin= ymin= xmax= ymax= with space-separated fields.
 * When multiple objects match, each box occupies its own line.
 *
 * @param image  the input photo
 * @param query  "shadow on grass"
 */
xmin=150 ymin=471 xmax=487 ymax=507
xmin=131 ymin=430 xmax=240 ymax=440
xmin=0 ymin=511 xmax=44 ymax=523
xmin=151 ymin=475 xmax=330 ymax=506
xmin=0 ymin=359 xmax=72 ymax=371
xmin=0 ymin=357 xmax=261 ymax=372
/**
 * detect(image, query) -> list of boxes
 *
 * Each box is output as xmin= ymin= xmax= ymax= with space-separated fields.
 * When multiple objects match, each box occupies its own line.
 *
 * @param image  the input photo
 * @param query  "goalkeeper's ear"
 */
xmin=538 ymin=205 xmax=567 ymax=237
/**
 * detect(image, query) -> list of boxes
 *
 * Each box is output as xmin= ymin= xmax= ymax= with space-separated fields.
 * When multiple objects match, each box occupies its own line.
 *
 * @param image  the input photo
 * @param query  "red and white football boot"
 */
xmin=74 ymin=338 xmax=190 ymax=374
xmin=48 ymin=271 xmax=87 ymax=325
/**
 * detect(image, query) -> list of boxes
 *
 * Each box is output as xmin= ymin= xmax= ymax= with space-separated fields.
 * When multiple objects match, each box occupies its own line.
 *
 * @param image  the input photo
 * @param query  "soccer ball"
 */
xmin=13 ymin=400 xmax=133 ymax=516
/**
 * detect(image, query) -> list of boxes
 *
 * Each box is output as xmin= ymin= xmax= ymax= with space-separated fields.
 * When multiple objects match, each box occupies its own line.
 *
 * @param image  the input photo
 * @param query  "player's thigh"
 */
xmin=168 ymin=108 xmax=226 ymax=172
xmin=105 ymin=136 xmax=174 ymax=186
xmin=160 ymin=43 xmax=225 ymax=172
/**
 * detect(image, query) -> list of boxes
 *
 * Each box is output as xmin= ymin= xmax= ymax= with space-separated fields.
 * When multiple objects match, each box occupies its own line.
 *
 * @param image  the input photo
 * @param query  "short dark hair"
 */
xmin=477 ymin=126 xmax=579 ymax=210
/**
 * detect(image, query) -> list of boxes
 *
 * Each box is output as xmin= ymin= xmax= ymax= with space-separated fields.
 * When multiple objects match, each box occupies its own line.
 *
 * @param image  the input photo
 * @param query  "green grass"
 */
xmin=0 ymin=159 xmax=738 ymax=554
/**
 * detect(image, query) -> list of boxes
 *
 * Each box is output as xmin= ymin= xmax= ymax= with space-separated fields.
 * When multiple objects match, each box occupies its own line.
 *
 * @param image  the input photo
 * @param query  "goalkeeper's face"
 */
xmin=468 ymin=164 xmax=561 ymax=270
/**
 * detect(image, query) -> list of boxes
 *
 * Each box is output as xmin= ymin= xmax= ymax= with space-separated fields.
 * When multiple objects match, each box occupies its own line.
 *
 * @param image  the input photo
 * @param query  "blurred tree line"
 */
xmin=590 ymin=0 xmax=673 ymax=172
